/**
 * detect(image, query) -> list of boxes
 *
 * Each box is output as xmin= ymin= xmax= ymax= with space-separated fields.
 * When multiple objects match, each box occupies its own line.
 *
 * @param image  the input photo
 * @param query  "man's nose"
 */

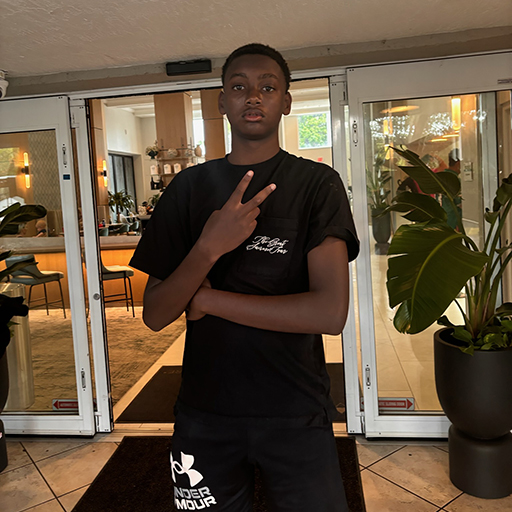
xmin=245 ymin=87 xmax=262 ymax=104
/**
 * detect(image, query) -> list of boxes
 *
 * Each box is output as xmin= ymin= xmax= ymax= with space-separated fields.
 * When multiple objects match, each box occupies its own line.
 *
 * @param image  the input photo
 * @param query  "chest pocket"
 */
xmin=236 ymin=216 xmax=299 ymax=279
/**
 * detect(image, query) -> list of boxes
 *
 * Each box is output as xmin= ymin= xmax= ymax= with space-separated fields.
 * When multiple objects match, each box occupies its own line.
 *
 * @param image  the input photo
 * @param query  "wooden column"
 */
xmin=89 ymin=99 xmax=109 ymax=223
xmin=200 ymin=89 xmax=226 ymax=160
xmin=154 ymin=92 xmax=194 ymax=150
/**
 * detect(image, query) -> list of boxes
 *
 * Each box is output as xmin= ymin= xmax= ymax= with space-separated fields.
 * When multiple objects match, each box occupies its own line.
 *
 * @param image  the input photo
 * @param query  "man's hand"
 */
xmin=197 ymin=171 xmax=276 ymax=261
xmin=187 ymin=278 xmax=212 ymax=321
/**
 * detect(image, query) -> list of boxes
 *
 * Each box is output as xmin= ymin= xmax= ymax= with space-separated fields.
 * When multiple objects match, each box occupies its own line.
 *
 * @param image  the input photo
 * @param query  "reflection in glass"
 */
xmin=363 ymin=94 xmax=495 ymax=413
xmin=0 ymin=130 xmax=78 ymax=413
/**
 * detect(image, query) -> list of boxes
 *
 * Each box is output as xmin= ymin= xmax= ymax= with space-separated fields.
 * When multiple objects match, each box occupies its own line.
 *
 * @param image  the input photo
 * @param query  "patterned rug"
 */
xmin=5 ymin=307 xmax=186 ymax=412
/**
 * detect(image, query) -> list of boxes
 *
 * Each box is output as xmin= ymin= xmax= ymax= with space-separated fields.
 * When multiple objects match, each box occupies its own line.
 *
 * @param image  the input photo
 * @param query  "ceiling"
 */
xmin=1 ymin=0 xmax=511 ymax=79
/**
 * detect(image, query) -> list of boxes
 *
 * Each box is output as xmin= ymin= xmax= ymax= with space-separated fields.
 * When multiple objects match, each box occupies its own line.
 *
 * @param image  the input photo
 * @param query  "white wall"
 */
xmin=103 ymin=107 xmax=159 ymax=208
xmin=104 ymin=107 xmax=142 ymax=155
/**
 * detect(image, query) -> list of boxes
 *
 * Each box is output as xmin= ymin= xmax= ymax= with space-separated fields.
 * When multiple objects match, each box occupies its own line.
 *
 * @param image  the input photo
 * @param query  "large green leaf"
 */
xmin=386 ymin=191 xmax=447 ymax=222
xmin=387 ymin=221 xmax=489 ymax=334
xmin=397 ymin=167 xmax=460 ymax=197
xmin=0 ymin=204 xmax=47 ymax=236
xmin=392 ymin=146 xmax=460 ymax=197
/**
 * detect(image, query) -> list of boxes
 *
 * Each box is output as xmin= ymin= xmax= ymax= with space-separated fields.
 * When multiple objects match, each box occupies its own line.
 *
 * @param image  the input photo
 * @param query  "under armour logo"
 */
xmin=170 ymin=451 xmax=204 ymax=487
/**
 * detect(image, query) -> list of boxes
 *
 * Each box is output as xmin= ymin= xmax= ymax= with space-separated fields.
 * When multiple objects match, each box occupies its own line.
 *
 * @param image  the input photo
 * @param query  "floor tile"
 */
xmin=36 ymin=442 xmax=117 ymax=497
xmin=361 ymin=469 xmax=438 ymax=512
xmin=25 ymin=500 xmax=65 ymax=511
xmin=445 ymin=492 xmax=512 ymax=511
xmin=0 ymin=464 xmax=54 ymax=512
xmin=22 ymin=440 xmax=88 ymax=462
xmin=370 ymin=445 xmax=461 ymax=507
xmin=435 ymin=444 xmax=449 ymax=453
xmin=58 ymin=486 xmax=89 ymax=512
xmin=4 ymin=441 xmax=32 ymax=472
xmin=357 ymin=443 xmax=404 ymax=467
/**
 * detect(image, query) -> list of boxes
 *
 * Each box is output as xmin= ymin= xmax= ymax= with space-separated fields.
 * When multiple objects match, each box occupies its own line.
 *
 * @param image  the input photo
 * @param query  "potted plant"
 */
xmin=367 ymin=148 xmax=392 ymax=253
xmin=108 ymin=190 xmax=135 ymax=223
xmin=145 ymin=141 xmax=160 ymax=160
xmin=0 ymin=203 xmax=47 ymax=472
xmin=385 ymin=146 xmax=512 ymax=499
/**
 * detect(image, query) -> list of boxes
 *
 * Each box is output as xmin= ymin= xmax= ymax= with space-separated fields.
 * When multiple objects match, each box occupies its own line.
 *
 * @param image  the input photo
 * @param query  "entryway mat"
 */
xmin=73 ymin=435 xmax=366 ymax=512
xmin=116 ymin=363 xmax=346 ymax=423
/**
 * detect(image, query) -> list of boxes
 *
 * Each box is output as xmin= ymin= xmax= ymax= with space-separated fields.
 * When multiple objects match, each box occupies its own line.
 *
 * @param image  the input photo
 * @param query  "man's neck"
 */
xmin=227 ymin=136 xmax=281 ymax=166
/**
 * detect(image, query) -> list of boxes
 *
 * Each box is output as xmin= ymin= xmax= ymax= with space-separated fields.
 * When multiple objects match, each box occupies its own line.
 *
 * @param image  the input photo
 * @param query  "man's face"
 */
xmin=219 ymin=54 xmax=292 ymax=142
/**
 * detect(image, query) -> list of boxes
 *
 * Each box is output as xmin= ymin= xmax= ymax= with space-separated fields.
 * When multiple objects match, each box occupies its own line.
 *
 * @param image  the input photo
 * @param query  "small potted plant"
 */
xmin=367 ymin=148 xmax=392 ymax=252
xmin=108 ymin=190 xmax=135 ymax=223
xmin=145 ymin=141 xmax=160 ymax=160
xmin=385 ymin=146 xmax=512 ymax=499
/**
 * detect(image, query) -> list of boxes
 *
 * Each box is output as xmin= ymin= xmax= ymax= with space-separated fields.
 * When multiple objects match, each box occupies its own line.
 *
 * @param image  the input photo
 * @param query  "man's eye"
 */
xmin=262 ymin=86 xmax=275 ymax=92
xmin=232 ymin=85 xmax=244 ymax=91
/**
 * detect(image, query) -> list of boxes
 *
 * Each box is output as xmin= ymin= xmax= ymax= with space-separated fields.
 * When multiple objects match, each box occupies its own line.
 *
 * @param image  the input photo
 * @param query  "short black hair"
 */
xmin=222 ymin=43 xmax=291 ymax=92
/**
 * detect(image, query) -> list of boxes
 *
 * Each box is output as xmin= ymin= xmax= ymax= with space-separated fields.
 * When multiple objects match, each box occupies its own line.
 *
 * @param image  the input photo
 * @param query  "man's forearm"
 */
xmin=195 ymin=287 xmax=347 ymax=335
xmin=142 ymin=241 xmax=216 ymax=331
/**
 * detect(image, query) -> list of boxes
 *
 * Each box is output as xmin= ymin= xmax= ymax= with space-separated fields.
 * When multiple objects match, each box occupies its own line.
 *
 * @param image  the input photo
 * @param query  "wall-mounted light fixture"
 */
xmin=451 ymin=97 xmax=461 ymax=131
xmin=102 ymin=159 xmax=108 ymax=187
xmin=23 ymin=152 xmax=31 ymax=188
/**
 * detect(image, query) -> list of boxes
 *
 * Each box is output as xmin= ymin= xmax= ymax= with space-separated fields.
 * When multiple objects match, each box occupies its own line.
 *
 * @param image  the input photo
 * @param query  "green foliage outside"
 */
xmin=298 ymin=114 xmax=329 ymax=149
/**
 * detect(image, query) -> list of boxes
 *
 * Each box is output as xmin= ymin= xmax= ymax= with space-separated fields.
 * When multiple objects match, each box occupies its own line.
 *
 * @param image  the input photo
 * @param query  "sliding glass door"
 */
xmin=0 ymin=97 xmax=95 ymax=435
xmin=347 ymin=52 xmax=512 ymax=437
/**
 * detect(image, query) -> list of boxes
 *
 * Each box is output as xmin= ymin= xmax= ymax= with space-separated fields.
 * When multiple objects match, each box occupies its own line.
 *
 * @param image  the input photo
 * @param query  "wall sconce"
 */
xmin=451 ymin=97 xmax=461 ymax=131
xmin=102 ymin=159 xmax=108 ymax=187
xmin=23 ymin=152 xmax=31 ymax=189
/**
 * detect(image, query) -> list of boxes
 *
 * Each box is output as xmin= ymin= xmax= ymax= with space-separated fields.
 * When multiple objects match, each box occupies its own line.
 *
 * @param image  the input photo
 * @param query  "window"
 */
xmin=298 ymin=112 xmax=331 ymax=149
xmin=108 ymin=154 xmax=136 ymax=212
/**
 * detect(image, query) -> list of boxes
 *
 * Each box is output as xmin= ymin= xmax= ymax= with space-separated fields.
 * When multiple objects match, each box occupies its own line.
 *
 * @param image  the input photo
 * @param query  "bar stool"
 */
xmin=101 ymin=261 xmax=135 ymax=316
xmin=5 ymin=254 xmax=66 ymax=318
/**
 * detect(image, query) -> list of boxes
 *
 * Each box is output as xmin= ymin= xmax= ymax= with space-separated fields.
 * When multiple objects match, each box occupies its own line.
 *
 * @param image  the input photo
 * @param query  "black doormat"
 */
xmin=73 ymin=435 xmax=366 ymax=512
xmin=117 ymin=364 xmax=346 ymax=423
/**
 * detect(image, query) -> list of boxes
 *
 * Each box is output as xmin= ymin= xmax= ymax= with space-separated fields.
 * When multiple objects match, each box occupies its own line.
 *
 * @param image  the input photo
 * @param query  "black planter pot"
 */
xmin=0 ymin=352 xmax=8 ymax=472
xmin=434 ymin=328 xmax=512 ymax=498
xmin=371 ymin=208 xmax=391 ymax=244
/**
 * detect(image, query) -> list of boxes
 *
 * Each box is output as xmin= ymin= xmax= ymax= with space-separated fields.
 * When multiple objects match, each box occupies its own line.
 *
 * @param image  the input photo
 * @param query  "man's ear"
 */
xmin=283 ymin=91 xmax=292 ymax=116
xmin=218 ymin=90 xmax=226 ymax=115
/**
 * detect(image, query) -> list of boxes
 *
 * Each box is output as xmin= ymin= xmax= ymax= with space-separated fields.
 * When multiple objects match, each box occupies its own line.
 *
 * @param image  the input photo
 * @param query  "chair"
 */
xmin=108 ymin=224 xmax=129 ymax=236
xmin=128 ymin=220 xmax=140 ymax=234
xmin=101 ymin=261 xmax=135 ymax=316
xmin=5 ymin=254 xmax=66 ymax=318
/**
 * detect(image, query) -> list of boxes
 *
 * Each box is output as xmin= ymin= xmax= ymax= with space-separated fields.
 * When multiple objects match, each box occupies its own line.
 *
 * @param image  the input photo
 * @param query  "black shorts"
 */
xmin=171 ymin=410 xmax=348 ymax=512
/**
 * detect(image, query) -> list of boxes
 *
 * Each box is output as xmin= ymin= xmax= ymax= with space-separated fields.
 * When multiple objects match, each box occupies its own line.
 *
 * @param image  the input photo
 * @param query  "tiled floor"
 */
xmin=2 ymin=435 xmax=512 ymax=512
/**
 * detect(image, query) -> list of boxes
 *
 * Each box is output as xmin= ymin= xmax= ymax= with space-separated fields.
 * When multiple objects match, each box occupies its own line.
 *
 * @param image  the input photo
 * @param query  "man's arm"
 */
xmin=142 ymin=171 xmax=276 ymax=332
xmin=188 ymin=236 xmax=349 ymax=335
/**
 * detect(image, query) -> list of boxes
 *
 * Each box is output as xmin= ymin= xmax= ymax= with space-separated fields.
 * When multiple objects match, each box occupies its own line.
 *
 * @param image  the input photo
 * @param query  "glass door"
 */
xmin=347 ymin=52 xmax=512 ymax=437
xmin=0 ymin=97 xmax=95 ymax=435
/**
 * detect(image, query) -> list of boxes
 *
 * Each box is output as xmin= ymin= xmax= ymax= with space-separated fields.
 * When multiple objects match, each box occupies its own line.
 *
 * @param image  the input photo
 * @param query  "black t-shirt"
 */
xmin=130 ymin=150 xmax=359 ymax=423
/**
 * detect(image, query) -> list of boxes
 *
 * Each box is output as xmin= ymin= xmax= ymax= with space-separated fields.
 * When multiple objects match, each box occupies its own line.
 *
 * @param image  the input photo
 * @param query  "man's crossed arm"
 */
xmin=142 ymin=172 xmax=349 ymax=335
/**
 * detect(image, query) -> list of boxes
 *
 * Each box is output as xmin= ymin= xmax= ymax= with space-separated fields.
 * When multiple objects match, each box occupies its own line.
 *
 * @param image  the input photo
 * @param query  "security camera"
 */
xmin=0 ymin=71 xmax=8 ymax=99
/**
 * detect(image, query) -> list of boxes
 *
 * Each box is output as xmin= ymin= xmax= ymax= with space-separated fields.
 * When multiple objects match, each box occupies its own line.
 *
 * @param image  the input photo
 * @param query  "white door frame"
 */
xmin=329 ymin=76 xmax=364 ymax=434
xmin=70 ymin=70 xmax=358 ymax=433
xmin=71 ymin=100 xmax=113 ymax=433
xmin=347 ymin=52 xmax=512 ymax=437
xmin=0 ymin=96 xmax=95 ymax=435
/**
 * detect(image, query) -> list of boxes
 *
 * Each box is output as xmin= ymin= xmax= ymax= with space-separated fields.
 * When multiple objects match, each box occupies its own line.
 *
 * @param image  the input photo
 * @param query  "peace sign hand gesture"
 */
xmin=198 ymin=171 xmax=276 ymax=262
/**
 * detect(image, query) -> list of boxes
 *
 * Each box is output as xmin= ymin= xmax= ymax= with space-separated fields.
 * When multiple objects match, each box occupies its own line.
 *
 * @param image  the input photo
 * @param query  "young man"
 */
xmin=130 ymin=43 xmax=359 ymax=512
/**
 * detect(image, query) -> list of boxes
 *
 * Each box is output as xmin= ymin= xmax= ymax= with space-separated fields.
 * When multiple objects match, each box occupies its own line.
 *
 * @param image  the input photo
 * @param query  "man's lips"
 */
xmin=243 ymin=110 xmax=264 ymax=121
